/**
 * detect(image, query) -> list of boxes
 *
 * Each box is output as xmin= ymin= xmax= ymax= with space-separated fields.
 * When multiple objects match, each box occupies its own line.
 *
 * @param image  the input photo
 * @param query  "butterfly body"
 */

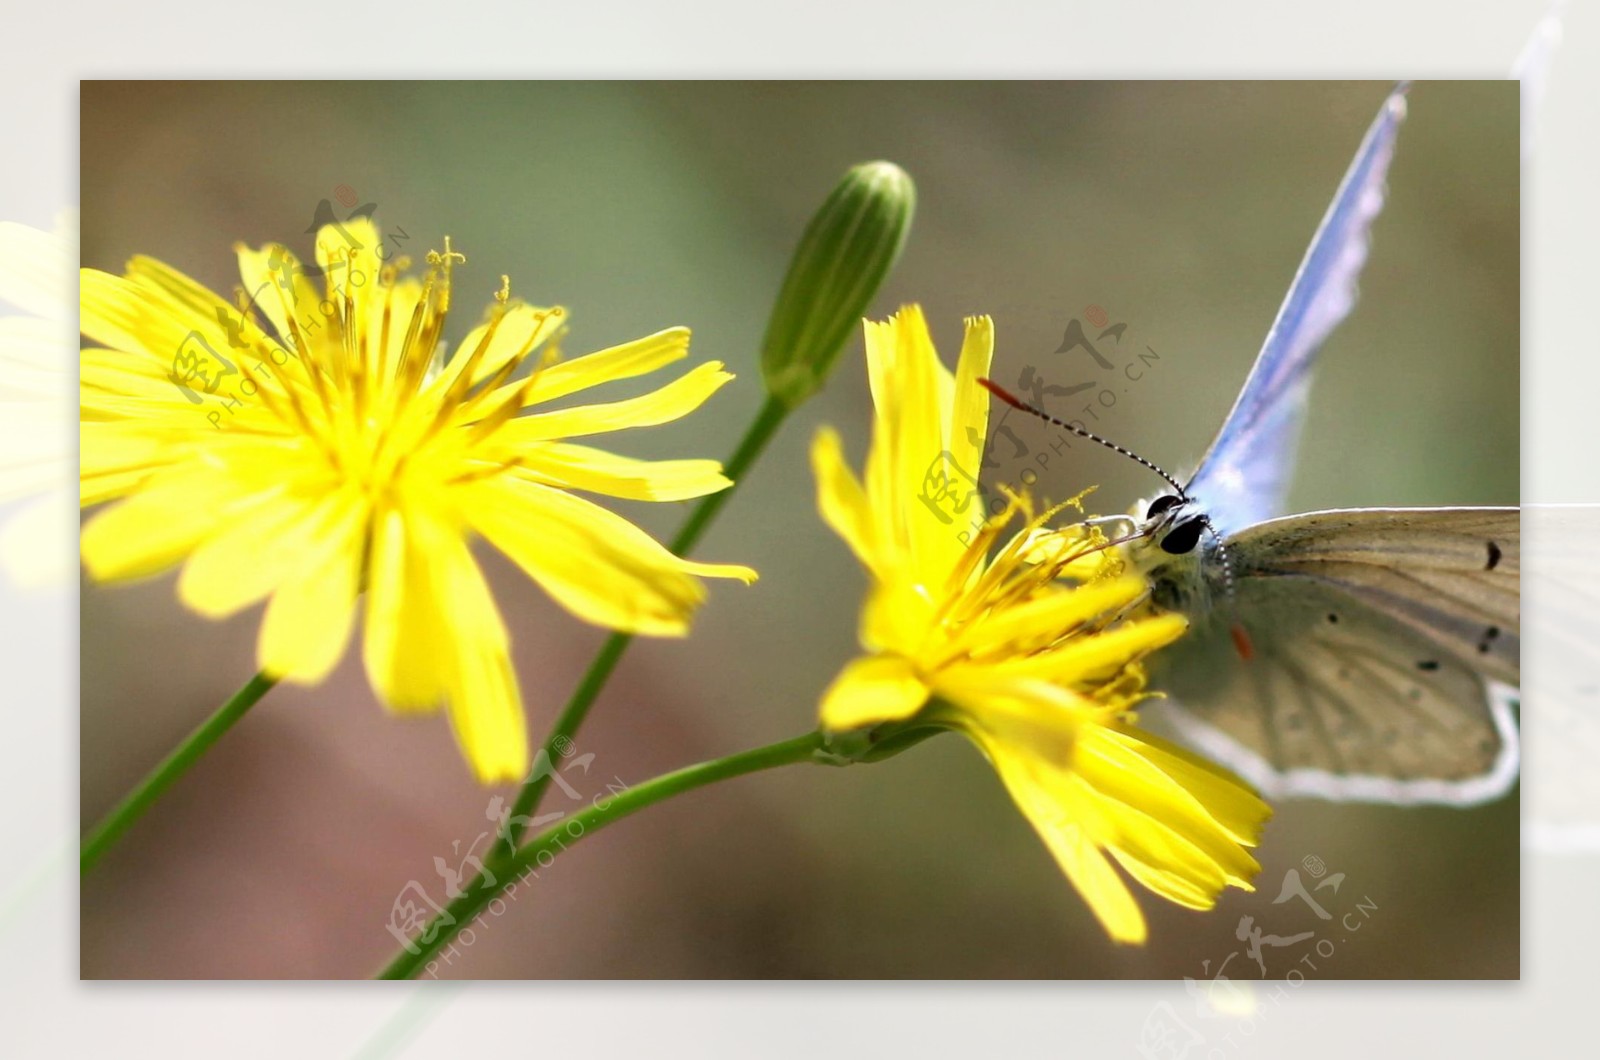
xmin=1143 ymin=506 xmax=1519 ymax=800
xmin=1124 ymin=499 xmax=1214 ymax=614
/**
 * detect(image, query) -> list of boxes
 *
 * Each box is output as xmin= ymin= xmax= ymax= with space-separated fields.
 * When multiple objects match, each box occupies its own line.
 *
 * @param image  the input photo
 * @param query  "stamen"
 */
xmin=393 ymin=265 xmax=436 ymax=396
xmin=341 ymin=247 xmax=366 ymax=415
xmin=235 ymin=293 xmax=329 ymax=451
xmin=229 ymin=283 xmax=282 ymax=347
xmin=450 ymin=307 xmax=564 ymax=422
xmin=377 ymin=277 xmax=398 ymax=386
xmin=426 ymin=236 xmax=466 ymax=314
xmin=267 ymin=263 xmax=336 ymax=414
xmin=407 ymin=237 xmax=465 ymax=380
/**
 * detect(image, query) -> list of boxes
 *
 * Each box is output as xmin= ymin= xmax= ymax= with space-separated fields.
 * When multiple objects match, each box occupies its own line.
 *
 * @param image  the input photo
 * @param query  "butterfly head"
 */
xmin=1143 ymin=493 xmax=1208 ymax=556
xmin=1131 ymin=491 xmax=1241 ymax=630
xmin=974 ymin=377 xmax=1236 ymax=610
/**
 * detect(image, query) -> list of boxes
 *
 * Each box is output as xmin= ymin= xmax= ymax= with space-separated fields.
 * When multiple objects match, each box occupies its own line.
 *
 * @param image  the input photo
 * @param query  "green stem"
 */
xmin=489 ymin=394 xmax=790 ymax=862
xmin=377 ymin=729 xmax=823 ymax=980
xmin=666 ymin=394 xmax=790 ymax=559
xmin=81 ymin=671 xmax=278 ymax=875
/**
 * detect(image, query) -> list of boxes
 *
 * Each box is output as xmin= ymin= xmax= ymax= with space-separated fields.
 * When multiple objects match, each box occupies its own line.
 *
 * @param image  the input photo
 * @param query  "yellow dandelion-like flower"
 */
xmin=80 ymin=218 xmax=756 ymax=782
xmin=812 ymin=306 xmax=1269 ymax=943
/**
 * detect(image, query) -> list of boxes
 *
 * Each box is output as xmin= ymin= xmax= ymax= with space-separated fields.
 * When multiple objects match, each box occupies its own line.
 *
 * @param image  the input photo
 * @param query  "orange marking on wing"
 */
xmin=1231 ymin=623 xmax=1255 ymax=662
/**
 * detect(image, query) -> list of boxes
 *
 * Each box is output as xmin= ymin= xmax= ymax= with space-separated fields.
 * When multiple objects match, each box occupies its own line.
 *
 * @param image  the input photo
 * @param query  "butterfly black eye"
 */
xmin=1147 ymin=494 xmax=1183 ymax=518
xmin=1159 ymin=515 xmax=1206 ymax=555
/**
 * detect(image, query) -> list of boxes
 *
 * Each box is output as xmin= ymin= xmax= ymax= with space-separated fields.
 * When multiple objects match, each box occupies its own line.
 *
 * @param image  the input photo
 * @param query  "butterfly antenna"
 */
xmin=978 ymin=378 xmax=1188 ymax=498
xmin=979 ymin=378 xmax=1254 ymax=659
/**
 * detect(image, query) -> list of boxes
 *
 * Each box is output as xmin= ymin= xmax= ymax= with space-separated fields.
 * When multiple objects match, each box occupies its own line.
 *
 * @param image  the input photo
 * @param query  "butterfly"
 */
xmin=984 ymin=82 xmax=1520 ymax=805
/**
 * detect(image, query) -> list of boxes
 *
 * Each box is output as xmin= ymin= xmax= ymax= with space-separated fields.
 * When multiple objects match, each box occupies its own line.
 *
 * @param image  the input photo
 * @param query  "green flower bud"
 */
xmin=760 ymin=161 xmax=916 ymax=409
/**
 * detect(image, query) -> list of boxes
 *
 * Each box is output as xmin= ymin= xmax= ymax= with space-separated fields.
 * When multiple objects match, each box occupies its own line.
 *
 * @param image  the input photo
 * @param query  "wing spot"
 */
xmin=1407 ymin=687 xmax=1422 ymax=701
xmin=1417 ymin=660 xmax=1440 ymax=672
xmin=1326 ymin=613 xmax=1339 ymax=624
xmin=1477 ymin=626 xmax=1501 ymax=654
xmin=1486 ymin=540 xmax=1502 ymax=571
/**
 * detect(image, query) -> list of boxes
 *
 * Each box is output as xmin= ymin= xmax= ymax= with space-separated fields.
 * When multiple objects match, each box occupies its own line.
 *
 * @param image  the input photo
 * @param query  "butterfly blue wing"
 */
xmin=1186 ymin=83 xmax=1409 ymax=537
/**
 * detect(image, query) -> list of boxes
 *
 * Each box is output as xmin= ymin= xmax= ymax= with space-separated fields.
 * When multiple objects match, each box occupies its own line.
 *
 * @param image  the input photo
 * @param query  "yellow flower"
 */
xmin=0 ymin=211 xmax=75 ymax=587
xmin=80 ymin=219 xmax=756 ymax=783
xmin=812 ymin=306 xmax=1269 ymax=943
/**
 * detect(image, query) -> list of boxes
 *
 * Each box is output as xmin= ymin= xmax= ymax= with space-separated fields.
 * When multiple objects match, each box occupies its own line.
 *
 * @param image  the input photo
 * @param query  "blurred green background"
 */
xmin=80 ymin=81 xmax=1517 ymax=979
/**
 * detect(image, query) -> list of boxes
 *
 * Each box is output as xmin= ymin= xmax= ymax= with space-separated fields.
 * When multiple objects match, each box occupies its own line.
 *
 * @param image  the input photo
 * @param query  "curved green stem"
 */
xmin=81 ymin=671 xmax=278 ymax=875
xmin=489 ymin=394 xmax=790 ymax=862
xmin=377 ymin=729 xmax=824 ymax=980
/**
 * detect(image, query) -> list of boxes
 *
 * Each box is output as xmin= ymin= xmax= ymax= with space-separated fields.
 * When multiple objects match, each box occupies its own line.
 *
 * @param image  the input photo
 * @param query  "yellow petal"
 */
xmin=441 ymin=601 xmax=528 ymax=784
xmin=1023 ymin=799 xmax=1148 ymax=944
xmin=363 ymin=507 xmax=452 ymax=712
xmin=1112 ymin=727 xmax=1271 ymax=849
xmin=902 ymin=309 xmax=957 ymax=573
xmin=818 ymin=654 xmax=929 ymax=732
xmin=511 ymin=327 xmax=690 ymax=408
xmin=494 ymin=360 xmax=734 ymax=442
xmin=360 ymin=503 xmax=529 ymax=781
xmin=80 ymin=422 xmax=184 ymax=506
xmin=810 ymin=426 xmax=878 ymax=573
xmin=859 ymin=307 xmax=976 ymax=593
xmin=177 ymin=480 xmax=352 ymax=618
xmin=312 ymin=216 xmax=383 ymax=301
xmin=467 ymin=476 xmax=754 ymax=637
xmin=81 ymin=346 xmax=190 ymax=403
xmin=510 ymin=442 xmax=732 ymax=502
xmin=987 ymin=612 xmax=1189 ymax=684
xmin=79 ymin=269 xmax=159 ymax=356
xmin=365 ymin=277 xmax=426 ymax=380
xmin=449 ymin=640 xmax=529 ymax=785
xmin=1057 ymin=767 xmax=1230 ymax=910
xmin=433 ymin=303 xmax=565 ymax=394
xmin=80 ymin=463 xmax=272 ymax=581
xmin=256 ymin=492 xmax=364 ymax=683
xmin=426 ymin=512 xmax=528 ymax=783
xmin=949 ymin=315 xmax=995 ymax=480
xmin=947 ymin=577 xmax=1150 ymax=659
xmin=858 ymin=578 xmax=936 ymax=656
xmin=861 ymin=317 xmax=898 ymax=523
xmin=127 ymin=255 xmax=240 ymax=332
xmin=955 ymin=693 xmax=1149 ymax=943
xmin=233 ymin=241 xmax=327 ymax=358
xmin=1081 ymin=726 xmax=1268 ymax=885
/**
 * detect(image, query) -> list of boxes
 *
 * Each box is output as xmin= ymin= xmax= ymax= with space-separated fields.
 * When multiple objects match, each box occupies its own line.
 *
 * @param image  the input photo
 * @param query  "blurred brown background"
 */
xmin=80 ymin=81 xmax=1518 ymax=979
